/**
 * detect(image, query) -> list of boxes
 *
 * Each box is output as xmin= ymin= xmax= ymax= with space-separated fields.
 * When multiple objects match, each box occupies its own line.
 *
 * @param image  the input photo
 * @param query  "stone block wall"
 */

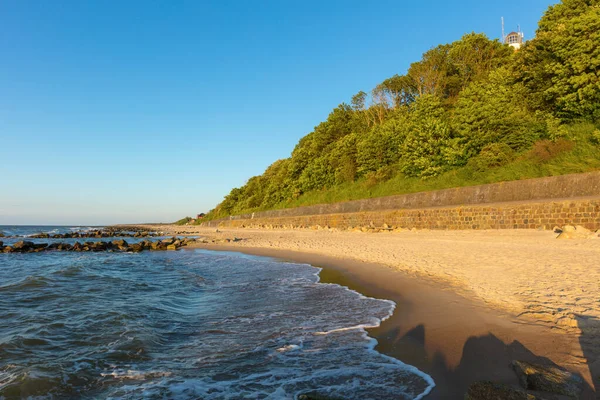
xmin=210 ymin=198 xmax=600 ymax=231
xmin=201 ymin=172 xmax=600 ymax=230
xmin=226 ymin=171 xmax=600 ymax=220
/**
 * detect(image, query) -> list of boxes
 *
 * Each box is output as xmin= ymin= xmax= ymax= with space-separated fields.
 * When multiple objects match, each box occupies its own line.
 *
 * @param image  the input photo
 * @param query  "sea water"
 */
xmin=0 ymin=226 xmax=434 ymax=399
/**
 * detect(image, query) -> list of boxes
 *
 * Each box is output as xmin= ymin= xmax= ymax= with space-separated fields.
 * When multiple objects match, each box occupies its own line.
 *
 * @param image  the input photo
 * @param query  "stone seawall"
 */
xmin=202 ymin=172 xmax=600 ymax=230
xmin=207 ymin=198 xmax=600 ymax=231
xmin=229 ymin=171 xmax=600 ymax=220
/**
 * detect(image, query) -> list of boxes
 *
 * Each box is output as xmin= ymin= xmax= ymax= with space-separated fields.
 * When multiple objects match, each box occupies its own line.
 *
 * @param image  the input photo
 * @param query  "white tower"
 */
xmin=502 ymin=18 xmax=524 ymax=50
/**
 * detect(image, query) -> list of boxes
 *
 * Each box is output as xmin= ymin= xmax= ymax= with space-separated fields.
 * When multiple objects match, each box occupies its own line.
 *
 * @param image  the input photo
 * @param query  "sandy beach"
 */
xmin=133 ymin=225 xmax=600 ymax=398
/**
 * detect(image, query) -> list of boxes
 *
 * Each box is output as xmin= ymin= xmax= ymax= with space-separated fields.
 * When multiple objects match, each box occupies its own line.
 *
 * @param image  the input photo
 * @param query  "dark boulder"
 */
xmin=130 ymin=243 xmax=144 ymax=252
xmin=512 ymin=360 xmax=582 ymax=398
xmin=33 ymin=243 xmax=48 ymax=252
xmin=12 ymin=241 xmax=34 ymax=252
xmin=112 ymin=239 xmax=128 ymax=247
xmin=48 ymin=242 xmax=72 ymax=251
xmin=465 ymin=381 xmax=538 ymax=399
xmin=161 ymin=237 xmax=175 ymax=245
xmin=91 ymin=242 xmax=107 ymax=251
xmin=297 ymin=394 xmax=343 ymax=400
xmin=59 ymin=243 xmax=73 ymax=251
xmin=150 ymin=241 xmax=164 ymax=250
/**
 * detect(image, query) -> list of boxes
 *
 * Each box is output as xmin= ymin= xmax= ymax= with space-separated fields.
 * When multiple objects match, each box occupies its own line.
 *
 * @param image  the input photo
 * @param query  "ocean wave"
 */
xmin=0 ymin=275 xmax=51 ymax=292
xmin=69 ymin=226 xmax=104 ymax=233
xmin=0 ymin=248 xmax=435 ymax=399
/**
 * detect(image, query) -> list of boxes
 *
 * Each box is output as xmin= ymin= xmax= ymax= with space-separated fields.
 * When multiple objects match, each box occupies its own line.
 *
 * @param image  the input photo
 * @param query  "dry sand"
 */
xmin=137 ymin=225 xmax=600 ymax=398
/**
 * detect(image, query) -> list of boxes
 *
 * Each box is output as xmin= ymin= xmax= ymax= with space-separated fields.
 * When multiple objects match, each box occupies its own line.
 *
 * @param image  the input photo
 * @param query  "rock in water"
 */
xmin=91 ymin=242 xmax=107 ymax=251
xmin=465 ymin=381 xmax=537 ymax=399
xmin=12 ymin=241 xmax=34 ymax=252
xmin=512 ymin=360 xmax=582 ymax=398
xmin=161 ymin=238 xmax=175 ymax=245
xmin=130 ymin=243 xmax=144 ymax=252
xmin=297 ymin=394 xmax=344 ymax=400
xmin=112 ymin=239 xmax=128 ymax=247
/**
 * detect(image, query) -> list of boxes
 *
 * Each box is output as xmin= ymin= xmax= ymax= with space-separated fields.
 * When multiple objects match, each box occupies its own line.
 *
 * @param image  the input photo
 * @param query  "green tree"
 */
xmin=452 ymin=68 xmax=543 ymax=155
xmin=355 ymin=110 xmax=408 ymax=176
xmin=377 ymin=75 xmax=416 ymax=108
xmin=408 ymin=44 xmax=454 ymax=98
xmin=401 ymin=95 xmax=463 ymax=178
xmin=516 ymin=0 xmax=600 ymax=121
xmin=329 ymin=133 xmax=359 ymax=184
xmin=448 ymin=32 xmax=514 ymax=93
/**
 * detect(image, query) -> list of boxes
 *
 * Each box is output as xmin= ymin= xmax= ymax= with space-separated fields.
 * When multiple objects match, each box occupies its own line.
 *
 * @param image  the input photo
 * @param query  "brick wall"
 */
xmin=210 ymin=198 xmax=600 ymax=231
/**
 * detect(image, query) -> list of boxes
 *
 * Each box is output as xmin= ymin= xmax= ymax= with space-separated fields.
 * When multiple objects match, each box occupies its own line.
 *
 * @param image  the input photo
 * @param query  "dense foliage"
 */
xmin=174 ymin=216 xmax=193 ymax=225
xmin=206 ymin=0 xmax=600 ymax=220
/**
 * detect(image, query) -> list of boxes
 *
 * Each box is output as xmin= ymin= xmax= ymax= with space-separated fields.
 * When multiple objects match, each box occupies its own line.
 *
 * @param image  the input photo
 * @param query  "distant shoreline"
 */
xmin=128 ymin=224 xmax=599 ymax=398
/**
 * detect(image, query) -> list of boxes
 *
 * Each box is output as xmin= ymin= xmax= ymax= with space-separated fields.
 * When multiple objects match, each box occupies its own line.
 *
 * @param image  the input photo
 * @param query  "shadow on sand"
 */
xmin=314 ymin=265 xmax=597 ymax=399
xmin=374 ymin=322 xmax=596 ymax=399
xmin=576 ymin=315 xmax=599 ymax=398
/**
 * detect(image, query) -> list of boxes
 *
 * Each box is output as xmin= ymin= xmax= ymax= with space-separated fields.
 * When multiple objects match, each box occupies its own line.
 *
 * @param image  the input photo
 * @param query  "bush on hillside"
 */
xmin=528 ymin=139 xmax=575 ymax=162
xmin=468 ymin=143 xmax=515 ymax=172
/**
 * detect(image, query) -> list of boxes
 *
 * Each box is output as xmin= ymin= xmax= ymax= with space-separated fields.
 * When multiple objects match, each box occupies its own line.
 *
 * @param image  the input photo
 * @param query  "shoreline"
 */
xmin=128 ymin=224 xmax=599 ymax=398
xmin=189 ymin=244 xmax=592 ymax=398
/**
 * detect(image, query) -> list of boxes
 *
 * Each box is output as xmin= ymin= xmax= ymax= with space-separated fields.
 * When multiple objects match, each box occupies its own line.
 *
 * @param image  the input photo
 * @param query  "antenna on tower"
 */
xmin=501 ymin=17 xmax=506 ymax=43
xmin=518 ymin=24 xmax=524 ymax=40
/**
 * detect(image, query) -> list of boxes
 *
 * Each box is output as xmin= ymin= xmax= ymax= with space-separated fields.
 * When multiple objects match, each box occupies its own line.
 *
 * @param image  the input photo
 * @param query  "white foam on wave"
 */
xmin=276 ymin=344 xmax=301 ymax=353
xmin=101 ymin=370 xmax=172 ymax=380
xmin=69 ymin=226 xmax=102 ymax=233
xmin=145 ymin=250 xmax=436 ymax=399
xmin=307 ymin=265 xmax=434 ymax=400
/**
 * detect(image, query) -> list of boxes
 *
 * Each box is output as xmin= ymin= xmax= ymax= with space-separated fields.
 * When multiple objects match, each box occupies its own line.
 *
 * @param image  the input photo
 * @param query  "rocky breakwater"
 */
xmin=1 ymin=237 xmax=197 ymax=254
xmin=6 ymin=229 xmax=163 ymax=240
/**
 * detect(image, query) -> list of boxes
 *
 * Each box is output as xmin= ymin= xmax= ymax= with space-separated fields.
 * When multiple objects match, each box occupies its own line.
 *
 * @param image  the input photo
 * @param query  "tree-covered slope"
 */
xmin=205 ymin=0 xmax=600 ymax=221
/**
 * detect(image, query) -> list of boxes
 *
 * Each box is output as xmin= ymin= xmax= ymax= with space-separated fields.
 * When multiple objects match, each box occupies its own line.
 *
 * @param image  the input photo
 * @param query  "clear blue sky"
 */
xmin=0 ymin=0 xmax=556 ymax=225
